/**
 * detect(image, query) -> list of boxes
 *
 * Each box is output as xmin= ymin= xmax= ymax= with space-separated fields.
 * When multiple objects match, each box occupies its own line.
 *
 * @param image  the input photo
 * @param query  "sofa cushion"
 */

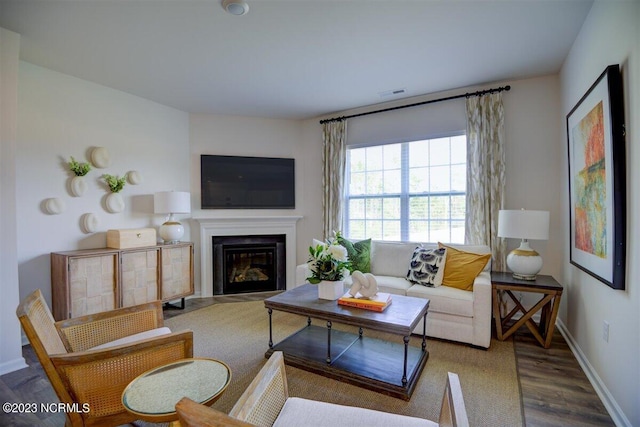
xmin=407 ymin=246 xmax=447 ymax=287
xmin=273 ymin=397 xmax=437 ymax=427
xmin=370 ymin=241 xmax=424 ymax=277
xmin=338 ymin=236 xmax=371 ymax=273
xmin=407 ymin=284 xmax=474 ymax=317
xmin=439 ymin=243 xmax=491 ymax=291
xmin=374 ymin=275 xmax=413 ymax=296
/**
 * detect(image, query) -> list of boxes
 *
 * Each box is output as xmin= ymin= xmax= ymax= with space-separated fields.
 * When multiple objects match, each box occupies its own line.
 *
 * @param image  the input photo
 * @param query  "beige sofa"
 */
xmin=296 ymin=241 xmax=492 ymax=349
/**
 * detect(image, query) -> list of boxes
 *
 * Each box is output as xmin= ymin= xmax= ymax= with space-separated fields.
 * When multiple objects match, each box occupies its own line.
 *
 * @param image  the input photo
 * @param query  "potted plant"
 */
xmin=307 ymin=231 xmax=351 ymax=300
xmin=103 ymin=173 xmax=126 ymax=213
xmin=68 ymin=156 xmax=91 ymax=196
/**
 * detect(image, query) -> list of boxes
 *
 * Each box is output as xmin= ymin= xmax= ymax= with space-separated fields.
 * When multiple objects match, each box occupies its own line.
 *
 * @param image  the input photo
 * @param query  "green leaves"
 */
xmin=68 ymin=156 xmax=91 ymax=176
xmin=103 ymin=174 xmax=126 ymax=193
xmin=306 ymin=235 xmax=352 ymax=283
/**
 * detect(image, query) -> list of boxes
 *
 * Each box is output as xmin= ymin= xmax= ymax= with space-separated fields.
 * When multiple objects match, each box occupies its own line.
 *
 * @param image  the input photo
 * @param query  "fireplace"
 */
xmin=213 ymin=234 xmax=286 ymax=295
xmin=195 ymin=216 xmax=302 ymax=297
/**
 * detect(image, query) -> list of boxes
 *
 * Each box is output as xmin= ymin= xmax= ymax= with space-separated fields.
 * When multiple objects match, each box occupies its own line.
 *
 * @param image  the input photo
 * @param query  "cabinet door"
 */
xmin=120 ymin=248 xmax=160 ymax=307
xmin=69 ymin=254 xmax=118 ymax=318
xmin=161 ymin=244 xmax=194 ymax=301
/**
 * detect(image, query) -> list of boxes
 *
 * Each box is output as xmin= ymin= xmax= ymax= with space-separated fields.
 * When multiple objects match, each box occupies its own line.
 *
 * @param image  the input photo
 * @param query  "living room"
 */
xmin=1 ymin=1 xmax=638 ymax=426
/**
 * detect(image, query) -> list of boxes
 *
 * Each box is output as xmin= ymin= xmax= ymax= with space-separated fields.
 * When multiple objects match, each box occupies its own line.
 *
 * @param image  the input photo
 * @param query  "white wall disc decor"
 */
xmin=127 ymin=170 xmax=142 ymax=185
xmin=91 ymin=147 xmax=111 ymax=168
xmin=105 ymin=192 xmax=124 ymax=213
xmin=70 ymin=176 xmax=88 ymax=196
xmin=44 ymin=198 xmax=66 ymax=215
xmin=80 ymin=213 xmax=99 ymax=233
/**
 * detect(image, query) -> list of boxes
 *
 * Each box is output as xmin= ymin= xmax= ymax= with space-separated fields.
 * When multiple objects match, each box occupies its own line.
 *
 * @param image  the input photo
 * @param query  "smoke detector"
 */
xmin=222 ymin=0 xmax=249 ymax=16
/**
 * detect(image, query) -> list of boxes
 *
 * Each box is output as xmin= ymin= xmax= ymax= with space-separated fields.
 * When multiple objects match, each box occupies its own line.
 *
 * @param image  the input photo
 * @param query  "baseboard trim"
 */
xmin=0 ymin=357 xmax=27 ymax=376
xmin=555 ymin=318 xmax=631 ymax=427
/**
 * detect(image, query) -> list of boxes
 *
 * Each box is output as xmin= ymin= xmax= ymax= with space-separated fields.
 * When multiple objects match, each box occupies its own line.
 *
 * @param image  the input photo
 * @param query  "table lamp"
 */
xmin=154 ymin=191 xmax=191 ymax=244
xmin=498 ymin=209 xmax=550 ymax=280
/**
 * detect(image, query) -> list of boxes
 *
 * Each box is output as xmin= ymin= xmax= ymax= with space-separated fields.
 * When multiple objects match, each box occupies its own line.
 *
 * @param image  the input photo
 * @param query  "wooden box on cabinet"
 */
xmin=159 ymin=242 xmax=194 ymax=302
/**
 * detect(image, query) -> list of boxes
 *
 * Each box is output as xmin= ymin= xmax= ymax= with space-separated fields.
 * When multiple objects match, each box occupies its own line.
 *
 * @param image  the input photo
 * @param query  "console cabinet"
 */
xmin=51 ymin=242 xmax=193 ymax=320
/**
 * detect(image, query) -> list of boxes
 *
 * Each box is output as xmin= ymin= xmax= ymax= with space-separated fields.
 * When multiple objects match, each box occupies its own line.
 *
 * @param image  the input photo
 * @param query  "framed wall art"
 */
xmin=566 ymin=64 xmax=626 ymax=290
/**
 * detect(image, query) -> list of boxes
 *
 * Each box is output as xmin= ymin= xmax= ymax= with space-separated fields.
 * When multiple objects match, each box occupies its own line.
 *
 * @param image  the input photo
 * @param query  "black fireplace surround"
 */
xmin=212 ymin=234 xmax=286 ymax=295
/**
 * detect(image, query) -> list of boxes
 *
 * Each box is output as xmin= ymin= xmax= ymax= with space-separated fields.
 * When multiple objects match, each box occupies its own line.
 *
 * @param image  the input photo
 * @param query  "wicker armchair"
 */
xmin=175 ymin=351 xmax=469 ymax=427
xmin=16 ymin=289 xmax=193 ymax=427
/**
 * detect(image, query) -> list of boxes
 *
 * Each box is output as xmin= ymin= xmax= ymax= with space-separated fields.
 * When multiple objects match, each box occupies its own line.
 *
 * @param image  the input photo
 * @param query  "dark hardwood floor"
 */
xmin=1 ymin=295 xmax=615 ymax=427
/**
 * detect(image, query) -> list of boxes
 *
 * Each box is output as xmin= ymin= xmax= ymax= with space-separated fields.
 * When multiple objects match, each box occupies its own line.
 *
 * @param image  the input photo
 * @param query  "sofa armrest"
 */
xmin=471 ymin=271 xmax=492 ymax=348
xmin=296 ymin=264 xmax=310 ymax=285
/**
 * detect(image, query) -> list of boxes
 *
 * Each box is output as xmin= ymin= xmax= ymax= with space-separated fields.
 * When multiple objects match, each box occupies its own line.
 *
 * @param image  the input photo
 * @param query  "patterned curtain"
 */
xmin=322 ymin=120 xmax=348 ymax=239
xmin=465 ymin=93 xmax=506 ymax=271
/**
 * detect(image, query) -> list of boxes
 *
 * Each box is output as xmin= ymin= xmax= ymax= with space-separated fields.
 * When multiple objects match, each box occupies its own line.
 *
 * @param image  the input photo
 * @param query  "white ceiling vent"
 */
xmin=379 ymin=88 xmax=406 ymax=98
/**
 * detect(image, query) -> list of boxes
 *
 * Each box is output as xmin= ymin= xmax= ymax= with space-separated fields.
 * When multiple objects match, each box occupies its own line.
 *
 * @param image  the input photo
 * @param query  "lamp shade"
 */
xmin=154 ymin=191 xmax=191 ymax=214
xmin=498 ymin=210 xmax=549 ymax=240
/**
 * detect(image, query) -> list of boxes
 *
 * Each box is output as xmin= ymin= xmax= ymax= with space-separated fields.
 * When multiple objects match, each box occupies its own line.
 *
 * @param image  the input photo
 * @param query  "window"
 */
xmin=345 ymin=134 xmax=466 ymax=243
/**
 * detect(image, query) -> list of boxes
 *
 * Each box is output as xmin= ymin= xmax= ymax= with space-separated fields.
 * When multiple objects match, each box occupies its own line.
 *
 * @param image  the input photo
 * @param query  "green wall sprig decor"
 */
xmin=103 ymin=174 xmax=126 ymax=193
xmin=68 ymin=156 xmax=91 ymax=176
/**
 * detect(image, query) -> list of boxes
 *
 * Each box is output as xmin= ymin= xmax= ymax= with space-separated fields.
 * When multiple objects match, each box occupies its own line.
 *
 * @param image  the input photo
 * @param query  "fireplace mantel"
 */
xmin=194 ymin=216 xmax=302 ymax=297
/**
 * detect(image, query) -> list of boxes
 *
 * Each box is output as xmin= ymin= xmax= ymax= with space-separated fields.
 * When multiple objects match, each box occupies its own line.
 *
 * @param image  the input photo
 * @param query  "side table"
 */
xmin=491 ymin=272 xmax=563 ymax=348
xmin=122 ymin=358 xmax=231 ymax=425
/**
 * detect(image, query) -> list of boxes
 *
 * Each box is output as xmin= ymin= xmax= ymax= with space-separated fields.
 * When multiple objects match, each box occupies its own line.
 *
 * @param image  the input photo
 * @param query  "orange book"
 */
xmin=337 ymin=292 xmax=392 ymax=312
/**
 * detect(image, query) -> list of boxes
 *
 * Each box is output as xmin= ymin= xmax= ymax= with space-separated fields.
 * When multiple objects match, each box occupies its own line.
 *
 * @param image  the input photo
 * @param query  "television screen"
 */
xmin=201 ymin=155 xmax=295 ymax=209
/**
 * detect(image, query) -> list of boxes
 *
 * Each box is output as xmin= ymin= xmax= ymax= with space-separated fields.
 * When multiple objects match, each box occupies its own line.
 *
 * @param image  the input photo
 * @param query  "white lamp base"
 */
xmin=159 ymin=214 xmax=184 ymax=244
xmin=506 ymin=240 xmax=542 ymax=281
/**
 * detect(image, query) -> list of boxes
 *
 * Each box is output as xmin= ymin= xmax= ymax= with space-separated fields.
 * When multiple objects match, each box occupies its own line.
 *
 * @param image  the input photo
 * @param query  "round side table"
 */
xmin=122 ymin=358 xmax=231 ymax=425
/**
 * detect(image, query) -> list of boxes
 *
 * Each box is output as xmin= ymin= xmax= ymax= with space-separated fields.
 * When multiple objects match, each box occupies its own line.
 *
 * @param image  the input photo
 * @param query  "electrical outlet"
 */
xmin=603 ymin=321 xmax=610 ymax=342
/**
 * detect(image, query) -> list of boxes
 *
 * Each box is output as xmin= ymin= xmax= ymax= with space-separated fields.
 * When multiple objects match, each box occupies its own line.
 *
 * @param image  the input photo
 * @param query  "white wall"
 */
xmin=559 ymin=2 xmax=639 ymax=426
xmin=16 ymin=62 xmax=190 ymax=308
xmin=311 ymin=76 xmax=563 ymax=277
xmin=0 ymin=28 xmax=27 ymax=375
xmin=189 ymin=114 xmax=322 ymax=294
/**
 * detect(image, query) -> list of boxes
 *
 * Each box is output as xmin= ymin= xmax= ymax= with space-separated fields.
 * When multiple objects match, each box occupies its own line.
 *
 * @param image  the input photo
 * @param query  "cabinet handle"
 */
xmin=137 ymin=233 xmax=141 ymax=238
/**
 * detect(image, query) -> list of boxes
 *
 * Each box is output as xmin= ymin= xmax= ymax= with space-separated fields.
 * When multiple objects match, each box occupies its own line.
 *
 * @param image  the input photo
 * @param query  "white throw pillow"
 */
xmin=406 ymin=246 xmax=447 ymax=287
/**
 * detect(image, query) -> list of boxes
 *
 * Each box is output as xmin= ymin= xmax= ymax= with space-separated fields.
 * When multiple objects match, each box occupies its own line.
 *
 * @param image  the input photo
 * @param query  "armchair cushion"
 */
xmin=90 ymin=326 xmax=172 ymax=350
xmin=273 ymin=397 xmax=437 ymax=427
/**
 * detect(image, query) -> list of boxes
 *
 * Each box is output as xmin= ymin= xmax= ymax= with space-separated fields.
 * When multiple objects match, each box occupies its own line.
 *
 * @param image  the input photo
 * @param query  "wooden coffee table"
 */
xmin=264 ymin=284 xmax=429 ymax=400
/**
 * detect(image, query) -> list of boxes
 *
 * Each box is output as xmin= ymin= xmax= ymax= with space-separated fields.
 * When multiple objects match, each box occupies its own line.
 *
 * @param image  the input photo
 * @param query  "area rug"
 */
xmin=165 ymin=300 xmax=523 ymax=426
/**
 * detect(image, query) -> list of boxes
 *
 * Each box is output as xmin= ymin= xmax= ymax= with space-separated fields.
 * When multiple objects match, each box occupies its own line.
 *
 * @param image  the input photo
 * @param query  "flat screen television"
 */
xmin=201 ymin=155 xmax=295 ymax=209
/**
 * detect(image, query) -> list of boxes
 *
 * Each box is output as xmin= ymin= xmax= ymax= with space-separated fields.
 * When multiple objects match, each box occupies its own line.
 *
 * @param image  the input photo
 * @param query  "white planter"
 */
xmin=317 ymin=280 xmax=345 ymax=300
xmin=105 ymin=192 xmax=124 ymax=213
xmin=70 ymin=176 xmax=88 ymax=196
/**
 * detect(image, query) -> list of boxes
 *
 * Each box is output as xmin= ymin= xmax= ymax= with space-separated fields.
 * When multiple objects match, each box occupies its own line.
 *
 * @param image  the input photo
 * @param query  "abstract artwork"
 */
xmin=567 ymin=65 xmax=626 ymax=290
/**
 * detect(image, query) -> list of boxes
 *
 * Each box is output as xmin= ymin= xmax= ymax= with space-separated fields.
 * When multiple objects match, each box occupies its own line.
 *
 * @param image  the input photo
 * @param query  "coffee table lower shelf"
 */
xmin=265 ymin=325 xmax=428 ymax=400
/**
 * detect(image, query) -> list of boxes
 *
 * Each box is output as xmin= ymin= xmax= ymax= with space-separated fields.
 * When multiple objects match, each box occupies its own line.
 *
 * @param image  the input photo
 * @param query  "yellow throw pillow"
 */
xmin=438 ymin=243 xmax=491 ymax=291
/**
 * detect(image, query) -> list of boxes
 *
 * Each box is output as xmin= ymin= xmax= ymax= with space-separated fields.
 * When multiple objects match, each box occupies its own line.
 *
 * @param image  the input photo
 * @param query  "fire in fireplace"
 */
xmin=213 ymin=234 xmax=286 ymax=295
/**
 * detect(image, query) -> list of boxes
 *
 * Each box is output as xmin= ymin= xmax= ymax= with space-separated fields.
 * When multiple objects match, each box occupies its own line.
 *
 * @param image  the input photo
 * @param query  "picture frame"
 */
xmin=566 ymin=64 xmax=626 ymax=290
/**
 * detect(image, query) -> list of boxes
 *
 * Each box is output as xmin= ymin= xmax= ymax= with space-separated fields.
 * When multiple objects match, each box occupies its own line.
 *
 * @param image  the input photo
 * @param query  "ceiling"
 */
xmin=0 ymin=0 xmax=593 ymax=120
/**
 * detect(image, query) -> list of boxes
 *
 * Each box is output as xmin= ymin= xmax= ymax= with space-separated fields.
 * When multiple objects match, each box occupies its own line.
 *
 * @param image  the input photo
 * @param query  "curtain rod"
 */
xmin=319 ymin=85 xmax=511 ymax=124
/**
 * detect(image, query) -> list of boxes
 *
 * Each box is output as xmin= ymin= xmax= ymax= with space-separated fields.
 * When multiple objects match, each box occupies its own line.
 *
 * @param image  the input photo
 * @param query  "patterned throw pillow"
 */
xmin=337 ymin=236 xmax=372 ymax=273
xmin=406 ymin=246 xmax=447 ymax=287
